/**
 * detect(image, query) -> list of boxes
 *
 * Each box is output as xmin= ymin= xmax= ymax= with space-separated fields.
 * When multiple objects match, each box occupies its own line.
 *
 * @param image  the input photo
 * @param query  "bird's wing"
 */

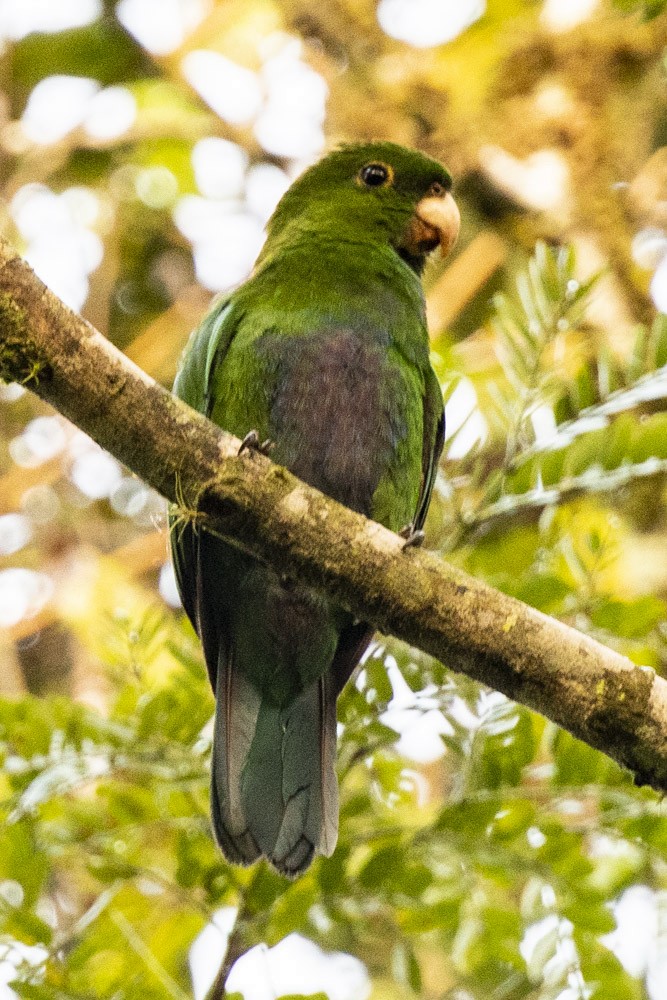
xmin=171 ymin=299 xmax=267 ymax=867
xmin=170 ymin=298 xmax=237 ymax=683
xmin=172 ymin=297 xmax=235 ymax=418
xmin=414 ymin=364 xmax=445 ymax=532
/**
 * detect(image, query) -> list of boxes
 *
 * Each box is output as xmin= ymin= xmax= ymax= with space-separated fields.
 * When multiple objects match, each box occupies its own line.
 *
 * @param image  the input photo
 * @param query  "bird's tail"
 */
xmin=210 ymin=656 xmax=338 ymax=877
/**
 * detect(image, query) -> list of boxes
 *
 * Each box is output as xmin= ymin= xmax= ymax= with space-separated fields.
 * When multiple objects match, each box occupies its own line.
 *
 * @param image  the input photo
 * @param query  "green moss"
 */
xmin=0 ymin=293 xmax=51 ymax=386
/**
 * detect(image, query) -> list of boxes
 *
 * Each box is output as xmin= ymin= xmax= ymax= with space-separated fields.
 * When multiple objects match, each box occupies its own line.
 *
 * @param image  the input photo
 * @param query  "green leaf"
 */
xmin=575 ymin=932 xmax=644 ymax=999
xmin=562 ymin=899 xmax=616 ymax=933
xmin=551 ymin=728 xmax=626 ymax=787
xmin=650 ymin=314 xmax=667 ymax=368
xmin=4 ymin=904 xmax=54 ymax=946
xmin=399 ymin=892 xmax=462 ymax=934
xmin=361 ymin=651 xmax=393 ymax=705
xmin=13 ymin=23 xmax=147 ymax=92
xmin=391 ymin=942 xmax=422 ymax=992
xmin=358 ymin=844 xmax=404 ymax=889
xmin=514 ymin=574 xmax=570 ymax=613
xmin=276 ymin=994 xmax=328 ymax=1000
xmin=590 ymin=595 xmax=666 ymax=638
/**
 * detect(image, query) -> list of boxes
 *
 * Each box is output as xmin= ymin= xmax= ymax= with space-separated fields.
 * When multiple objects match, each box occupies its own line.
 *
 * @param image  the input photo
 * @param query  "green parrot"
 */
xmin=170 ymin=142 xmax=460 ymax=876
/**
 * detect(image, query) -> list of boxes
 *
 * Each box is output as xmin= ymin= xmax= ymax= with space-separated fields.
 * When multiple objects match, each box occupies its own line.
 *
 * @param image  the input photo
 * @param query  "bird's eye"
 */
xmin=359 ymin=162 xmax=392 ymax=187
xmin=429 ymin=179 xmax=450 ymax=197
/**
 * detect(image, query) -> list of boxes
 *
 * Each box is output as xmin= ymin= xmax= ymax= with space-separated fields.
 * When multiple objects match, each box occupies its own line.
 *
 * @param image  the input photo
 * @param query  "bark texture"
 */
xmin=1 ymin=236 xmax=667 ymax=791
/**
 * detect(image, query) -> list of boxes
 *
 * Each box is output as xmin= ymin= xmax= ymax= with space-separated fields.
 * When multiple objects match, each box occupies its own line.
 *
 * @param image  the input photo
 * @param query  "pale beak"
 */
xmin=415 ymin=192 xmax=460 ymax=256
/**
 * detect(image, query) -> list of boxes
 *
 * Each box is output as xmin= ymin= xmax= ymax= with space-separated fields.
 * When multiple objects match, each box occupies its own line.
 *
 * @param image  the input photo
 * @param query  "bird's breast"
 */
xmin=254 ymin=326 xmax=419 ymax=520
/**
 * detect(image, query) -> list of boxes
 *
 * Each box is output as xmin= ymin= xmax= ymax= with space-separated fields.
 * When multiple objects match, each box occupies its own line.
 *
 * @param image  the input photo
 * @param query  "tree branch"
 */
xmin=1 ymin=236 xmax=667 ymax=792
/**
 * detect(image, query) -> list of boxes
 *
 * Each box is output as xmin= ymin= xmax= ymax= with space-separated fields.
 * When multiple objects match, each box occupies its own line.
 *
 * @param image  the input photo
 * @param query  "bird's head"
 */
xmin=262 ymin=141 xmax=460 ymax=274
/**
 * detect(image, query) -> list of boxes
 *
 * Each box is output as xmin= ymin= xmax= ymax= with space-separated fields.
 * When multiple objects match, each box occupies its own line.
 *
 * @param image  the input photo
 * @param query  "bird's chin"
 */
xmin=400 ymin=215 xmax=442 ymax=257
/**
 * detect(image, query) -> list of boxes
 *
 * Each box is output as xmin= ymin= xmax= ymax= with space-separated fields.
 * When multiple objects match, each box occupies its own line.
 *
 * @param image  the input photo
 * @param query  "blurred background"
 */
xmin=1 ymin=0 xmax=667 ymax=998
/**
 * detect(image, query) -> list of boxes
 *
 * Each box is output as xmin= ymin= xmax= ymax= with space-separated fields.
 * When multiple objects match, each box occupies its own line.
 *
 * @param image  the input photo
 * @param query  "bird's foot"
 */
xmin=399 ymin=523 xmax=425 ymax=549
xmin=238 ymin=430 xmax=273 ymax=456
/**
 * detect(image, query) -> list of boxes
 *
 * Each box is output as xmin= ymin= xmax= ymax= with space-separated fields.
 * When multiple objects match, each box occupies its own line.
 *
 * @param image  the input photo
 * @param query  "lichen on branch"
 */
xmin=2 ymin=234 xmax=667 ymax=794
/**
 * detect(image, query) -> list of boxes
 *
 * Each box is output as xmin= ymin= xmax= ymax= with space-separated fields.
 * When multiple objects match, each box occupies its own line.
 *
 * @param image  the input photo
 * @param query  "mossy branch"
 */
xmin=1 ymin=236 xmax=667 ymax=792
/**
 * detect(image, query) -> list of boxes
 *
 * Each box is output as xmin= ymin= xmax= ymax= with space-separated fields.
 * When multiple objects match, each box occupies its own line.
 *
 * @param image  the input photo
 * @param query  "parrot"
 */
xmin=170 ymin=141 xmax=460 ymax=876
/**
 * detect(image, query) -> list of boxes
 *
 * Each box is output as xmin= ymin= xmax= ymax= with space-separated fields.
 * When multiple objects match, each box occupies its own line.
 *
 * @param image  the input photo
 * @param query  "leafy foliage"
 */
xmin=2 ymin=613 xmax=665 ymax=999
xmin=612 ymin=0 xmax=667 ymax=17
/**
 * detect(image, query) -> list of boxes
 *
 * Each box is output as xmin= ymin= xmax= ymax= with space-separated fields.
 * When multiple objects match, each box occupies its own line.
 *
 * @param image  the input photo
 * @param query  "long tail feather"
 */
xmin=270 ymin=674 xmax=338 ymax=874
xmin=210 ymin=655 xmax=339 ymax=876
xmin=210 ymin=652 xmax=261 ymax=865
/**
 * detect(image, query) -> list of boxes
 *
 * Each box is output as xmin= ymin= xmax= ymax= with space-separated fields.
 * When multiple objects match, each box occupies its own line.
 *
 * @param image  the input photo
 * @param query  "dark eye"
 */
xmin=429 ymin=179 xmax=450 ymax=197
xmin=360 ymin=162 xmax=391 ymax=187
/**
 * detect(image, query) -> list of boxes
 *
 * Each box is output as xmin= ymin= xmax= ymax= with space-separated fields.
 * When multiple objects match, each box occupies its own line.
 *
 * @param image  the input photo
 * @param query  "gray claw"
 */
xmin=238 ymin=430 xmax=273 ymax=456
xmin=399 ymin=524 xmax=425 ymax=549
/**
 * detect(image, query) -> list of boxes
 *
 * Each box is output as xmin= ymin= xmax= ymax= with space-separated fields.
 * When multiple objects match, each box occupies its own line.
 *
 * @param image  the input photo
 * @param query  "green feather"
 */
xmin=170 ymin=142 xmax=453 ymax=876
